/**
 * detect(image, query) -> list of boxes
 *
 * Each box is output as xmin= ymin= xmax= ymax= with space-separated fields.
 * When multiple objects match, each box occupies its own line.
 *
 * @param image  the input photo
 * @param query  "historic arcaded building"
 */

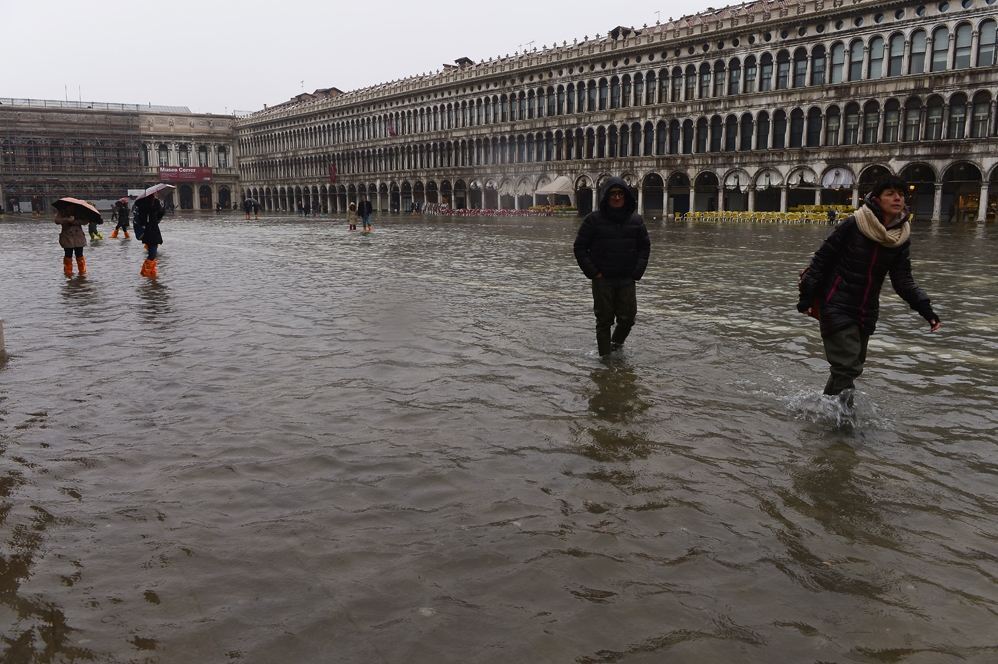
xmin=0 ymin=99 xmax=238 ymax=212
xmin=236 ymin=0 xmax=998 ymax=222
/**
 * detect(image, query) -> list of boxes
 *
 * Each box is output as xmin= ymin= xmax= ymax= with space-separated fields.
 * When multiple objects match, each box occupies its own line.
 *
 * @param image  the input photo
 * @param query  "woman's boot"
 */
xmin=110 ymin=228 xmax=119 ymax=238
xmin=63 ymin=256 xmax=74 ymax=277
xmin=76 ymin=256 xmax=87 ymax=275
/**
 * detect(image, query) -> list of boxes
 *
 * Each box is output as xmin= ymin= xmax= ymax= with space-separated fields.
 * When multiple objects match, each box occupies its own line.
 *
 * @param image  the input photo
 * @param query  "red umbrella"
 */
xmin=52 ymin=197 xmax=103 ymax=224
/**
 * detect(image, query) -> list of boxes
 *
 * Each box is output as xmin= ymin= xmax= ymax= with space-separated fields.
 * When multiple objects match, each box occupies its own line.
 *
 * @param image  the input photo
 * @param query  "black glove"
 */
xmin=796 ymin=296 xmax=812 ymax=313
xmin=916 ymin=302 xmax=938 ymax=325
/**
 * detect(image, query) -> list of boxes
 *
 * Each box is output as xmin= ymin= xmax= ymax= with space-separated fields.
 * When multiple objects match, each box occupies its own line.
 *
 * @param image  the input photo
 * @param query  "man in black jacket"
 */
xmin=357 ymin=196 xmax=374 ymax=231
xmin=574 ymin=177 xmax=651 ymax=356
xmin=798 ymin=176 xmax=941 ymax=398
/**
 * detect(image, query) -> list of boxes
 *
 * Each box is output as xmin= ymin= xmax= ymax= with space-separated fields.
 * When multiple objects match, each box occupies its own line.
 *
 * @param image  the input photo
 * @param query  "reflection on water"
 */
xmin=0 ymin=214 xmax=996 ymax=663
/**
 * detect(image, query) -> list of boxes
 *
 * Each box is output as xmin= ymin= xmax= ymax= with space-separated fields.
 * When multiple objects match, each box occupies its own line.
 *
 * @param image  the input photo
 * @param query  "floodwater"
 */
xmin=1 ymin=212 xmax=996 ymax=664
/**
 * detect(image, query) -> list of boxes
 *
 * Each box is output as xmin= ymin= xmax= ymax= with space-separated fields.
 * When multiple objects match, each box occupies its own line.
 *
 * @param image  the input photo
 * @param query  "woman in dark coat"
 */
xmin=135 ymin=194 xmax=165 ymax=278
xmin=798 ymin=176 xmax=941 ymax=399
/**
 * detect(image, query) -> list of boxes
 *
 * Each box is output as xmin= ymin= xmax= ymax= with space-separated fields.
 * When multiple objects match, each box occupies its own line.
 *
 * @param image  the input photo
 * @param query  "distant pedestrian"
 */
xmin=358 ymin=195 xmax=373 ymax=232
xmin=573 ymin=177 xmax=651 ymax=357
xmin=243 ymin=198 xmax=253 ymax=220
xmin=826 ymin=208 xmax=837 ymax=226
xmin=347 ymin=202 xmax=358 ymax=231
xmin=52 ymin=198 xmax=101 ymax=277
xmin=111 ymin=199 xmax=130 ymax=238
xmin=134 ymin=194 xmax=166 ymax=279
xmin=252 ymin=201 xmax=260 ymax=219
xmin=797 ymin=176 xmax=941 ymax=402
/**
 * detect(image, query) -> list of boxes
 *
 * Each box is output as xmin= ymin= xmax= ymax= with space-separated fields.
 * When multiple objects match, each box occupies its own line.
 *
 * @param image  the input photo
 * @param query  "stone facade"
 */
xmin=236 ymin=0 xmax=998 ymax=222
xmin=0 ymin=100 xmax=238 ymax=213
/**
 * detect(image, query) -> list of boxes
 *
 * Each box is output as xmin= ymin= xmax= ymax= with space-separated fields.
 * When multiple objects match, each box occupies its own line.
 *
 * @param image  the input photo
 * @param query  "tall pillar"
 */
xmin=689 ymin=185 xmax=696 ymax=212
xmin=977 ymin=182 xmax=989 ymax=222
xmin=717 ymin=188 xmax=724 ymax=212
xmin=637 ymin=187 xmax=644 ymax=216
xmin=901 ymin=39 xmax=912 ymax=74
xmin=780 ymin=186 xmax=788 ymax=213
xmin=814 ymin=188 xmax=822 ymax=205
xmin=748 ymin=186 xmax=756 ymax=212
xmin=851 ymin=186 xmax=860 ymax=208
xmin=947 ymin=34 xmax=956 ymax=70
xmin=592 ymin=188 xmax=598 ymax=212
xmin=932 ymin=183 xmax=944 ymax=222
xmin=971 ymin=30 xmax=981 ymax=67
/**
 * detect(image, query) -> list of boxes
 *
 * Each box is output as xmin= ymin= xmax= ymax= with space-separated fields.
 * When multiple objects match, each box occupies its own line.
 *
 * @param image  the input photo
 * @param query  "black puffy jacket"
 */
xmin=799 ymin=213 xmax=935 ymax=336
xmin=573 ymin=177 xmax=651 ymax=281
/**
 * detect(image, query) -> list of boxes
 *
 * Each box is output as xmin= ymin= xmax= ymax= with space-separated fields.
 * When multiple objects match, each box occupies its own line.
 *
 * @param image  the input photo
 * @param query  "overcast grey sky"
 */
xmin=4 ymin=0 xmax=721 ymax=115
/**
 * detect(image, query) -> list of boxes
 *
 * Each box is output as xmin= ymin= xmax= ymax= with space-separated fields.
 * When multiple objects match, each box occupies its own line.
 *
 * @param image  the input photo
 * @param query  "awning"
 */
xmin=787 ymin=170 xmax=817 ymax=187
xmin=535 ymin=175 xmax=575 ymax=196
xmin=724 ymin=172 xmax=749 ymax=193
xmin=515 ymin=181 xmax=532 ymax=196
xmin=756 ymin=169 xmax=783 ymax=189
xmin=821 ymin=168 xmax=856 ymax=190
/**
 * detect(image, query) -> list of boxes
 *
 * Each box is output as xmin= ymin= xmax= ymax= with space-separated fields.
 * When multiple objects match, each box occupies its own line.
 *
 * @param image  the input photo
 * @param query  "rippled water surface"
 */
xmin=1 ymin=213 xmax=996 ymax=663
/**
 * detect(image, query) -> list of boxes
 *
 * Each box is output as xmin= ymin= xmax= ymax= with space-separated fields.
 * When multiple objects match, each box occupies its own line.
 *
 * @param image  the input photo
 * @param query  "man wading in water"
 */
xmin=797 ymin=176 xmax=942 ymax=403
xmin=574 ymin=177 xmax=651 ymax=357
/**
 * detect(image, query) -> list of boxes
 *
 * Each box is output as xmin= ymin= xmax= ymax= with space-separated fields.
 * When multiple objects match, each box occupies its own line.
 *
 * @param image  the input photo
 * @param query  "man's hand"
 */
xmin=929 ymin=319 xmax=942 ymax=332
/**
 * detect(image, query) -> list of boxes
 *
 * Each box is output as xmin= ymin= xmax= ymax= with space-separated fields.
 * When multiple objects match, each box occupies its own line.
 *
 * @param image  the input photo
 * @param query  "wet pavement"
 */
xmin=1 ymin=212 xmax=996 ymax=663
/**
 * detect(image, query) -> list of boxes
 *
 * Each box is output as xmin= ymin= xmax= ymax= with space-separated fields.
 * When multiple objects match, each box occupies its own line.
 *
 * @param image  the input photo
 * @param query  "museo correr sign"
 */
xmin=158 ymin=166 xmax=213 ymax=182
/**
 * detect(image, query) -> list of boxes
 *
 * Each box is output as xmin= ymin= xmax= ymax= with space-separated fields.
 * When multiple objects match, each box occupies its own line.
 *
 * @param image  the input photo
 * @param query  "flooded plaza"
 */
xmin=1 ymin=213 xmax=996 ymax=663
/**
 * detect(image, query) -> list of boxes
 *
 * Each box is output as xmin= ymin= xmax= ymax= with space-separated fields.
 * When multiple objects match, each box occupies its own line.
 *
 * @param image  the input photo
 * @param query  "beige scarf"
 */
xmin=854 ymin=205 xmax=910 ymax=248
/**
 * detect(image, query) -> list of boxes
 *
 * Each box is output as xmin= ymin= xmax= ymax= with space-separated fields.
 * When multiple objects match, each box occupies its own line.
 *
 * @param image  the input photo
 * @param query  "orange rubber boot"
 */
xmin=63 ymin=257 xmax=74 ymax=277
xmin=140 ymin=259 xmax=150 ymax=277
xmin=146 ymin=258 xmax=158 ymax=278
xmin=123 ymin=230 xmax=130 ymax=239
xmin=110 ymin=228 xmax=119 ymax=238
xmin=76 ymin=256 xmax=87 ymax=275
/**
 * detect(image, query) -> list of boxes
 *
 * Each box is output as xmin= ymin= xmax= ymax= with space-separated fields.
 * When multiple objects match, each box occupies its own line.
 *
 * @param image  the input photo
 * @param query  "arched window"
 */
xmin=926 ymin=96 xmax=944 ymax=139
xmin=577 ymin=84 xmax=586 ymax=113
xmin=644 ymin=122 xmax=654 ymax=155
xmin=672 ymin=67 xmax=683 ymax=101
xmin=971 ymin=92 xmax=992 ymax=137
xmin=755 ymin=111 xmax=769 ymax=150
xmin=669 ymin=120 xmax=681 ymax=154
xmin=695 ymin=118 xmax=709 ymax=152
xmin=658 ymin=69 xmax=669 ymax=102
xmin=903 ymin=98 xmax=922 ymax=141
xmin=644 ymin=72 xmax=655 ymax=104
xmin=744 ymin=56 xmax=757 ymax=93
xmin=811 ymin=46 xmax=827 ymax=85
xmin=954 ymin=24 xmax=973 ymax=68
xmin=759 ymin=53 xmax=774 ymax=91
xmin=158 ymin=143 xmax=169 ymax=166
xmin=713 ymin=61 xmax=726 ymax=96
xmin=793 ymin=49 xmax=807 ymax=87
xmin=699 ymin=64 xmax=711 ymax=98
xmin=725 ymin=115 xmax=738 ymax=151
xmin=947 ymin=93 xmax=968 ymax=138
xmin=598 ymin=79 xmax=608 ymax=110
xmin=931 ymin=26 xmax=949 ymax=71
xmin=888 ymin=34 xmax=905 ymax=76
xmin=633 ymin=75 xmax=644 ymax=106
xmin=863 ymin=101 xmax=880 ymax=143
xmin=656 ymin=120 xmax=667 ymax=154
xmin=790 ymin=109 xmax=805 ymax=147
xmin=728 ymin=58 xmax=742 ymax=94
xmin=806 ymin=108 xmax=822 ymax=147
xmin=910 ymin=30 xmax=927 ymax=74
xmin=739 ymin=114 xmax=754 ymax=151
xmin=825 ymin=107 xmax=841 ymax=145
xmin=773 ymin=110 xmax=787 ymax=149
xmin=198 ymin=145 xmax=209 ymax=167
xmin=776 ymin=51 xmax=791 ymax=89
xmin=979 ymin=20 xmax=997 ymax=66
xmin=884 ymin=99 xmax=901 ymax=142
xmin=844 ymin=103 xmax=860 ymax=144
xmin=830 ymin=43 xmax=846 ymax=83
xmin=849 ymin=41 xmax=864 ymax=81
xmin=868 ymin=37 xmax=885 ymax=78
xmin=710 ymin=116 xmax=723 ymax=151
xmin=556 ymin=86 xmax=566 ymax=115
xmin=178 ymin=144 xmax=190 ymax=167
xmin=621 ymin=76 xmax=631 ymax=107
xmin=685 ymin=65 xmax=697 ymax=100
xmin=587 ymin=82 xmax=597 ymax=112
xmin=610 ymin=77 xmax=621 ymax=108
xmin=682 ymin=119 xmax=694 ymax=153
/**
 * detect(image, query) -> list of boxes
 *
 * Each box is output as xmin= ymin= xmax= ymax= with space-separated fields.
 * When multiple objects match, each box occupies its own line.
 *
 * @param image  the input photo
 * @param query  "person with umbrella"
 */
xmin=134 ymin=184 xmax=173 ymax=278
xmin=243 ymin=197 xmax=253 ymax=220
xmin=53 ymin=198 xmax=102 ymax=277
xmin=110 ymin=197 xmax=131 ymax=239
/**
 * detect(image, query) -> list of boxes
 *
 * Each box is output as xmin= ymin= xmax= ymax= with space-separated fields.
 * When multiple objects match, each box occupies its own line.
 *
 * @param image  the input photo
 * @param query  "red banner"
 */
xmin=329 ymin=163 xmax=337 ymax=183
xmin=158 ymin=166 xmax=213 ymax=182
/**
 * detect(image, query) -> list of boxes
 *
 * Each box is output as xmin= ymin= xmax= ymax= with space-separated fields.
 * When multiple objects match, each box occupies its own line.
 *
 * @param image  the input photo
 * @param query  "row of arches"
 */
xmin=238 ymin=18 xmax=998 ymax=156
xmin=241 ymin=160 xmax=998 ymax=223
xmin=240 ymin=90 xmax=998 ymax=181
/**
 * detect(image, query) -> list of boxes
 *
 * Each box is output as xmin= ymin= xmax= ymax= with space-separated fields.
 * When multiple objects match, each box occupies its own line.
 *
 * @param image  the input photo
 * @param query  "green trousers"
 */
xmin=591 ymin=279 xmax=637 ymax=356
xmin=822 ymin=325 xmax=870 ymax=395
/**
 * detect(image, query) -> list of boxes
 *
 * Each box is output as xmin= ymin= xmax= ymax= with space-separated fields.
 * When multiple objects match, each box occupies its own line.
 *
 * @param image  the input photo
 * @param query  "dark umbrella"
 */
xmin=52 ymin=197 xmax=103 ymax=224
